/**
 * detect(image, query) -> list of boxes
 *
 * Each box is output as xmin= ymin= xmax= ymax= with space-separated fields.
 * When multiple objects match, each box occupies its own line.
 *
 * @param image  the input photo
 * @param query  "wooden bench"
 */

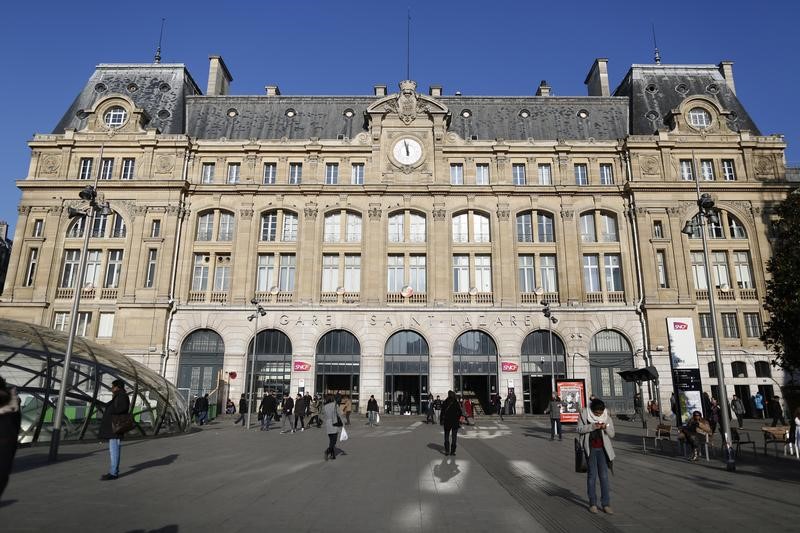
xmin=762 ymin=426 xmax=790 ymax=457
xmin=648 ymin=423 xmax=677 ymax=452
xmin=732 ymin=428 xmax=756 ymax=460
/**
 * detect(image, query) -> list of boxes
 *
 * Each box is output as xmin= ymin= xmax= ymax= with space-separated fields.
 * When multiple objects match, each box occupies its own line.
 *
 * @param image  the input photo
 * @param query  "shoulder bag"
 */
xmin=112 ymin=413 xmax=135 ymax=435
xmin=574 ymin=437 xmax=588 ymax=473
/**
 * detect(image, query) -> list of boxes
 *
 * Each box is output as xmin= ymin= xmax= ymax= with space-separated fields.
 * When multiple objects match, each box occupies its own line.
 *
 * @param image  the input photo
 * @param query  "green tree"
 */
xmin=762 ymin=190 xmax=800 ymax=371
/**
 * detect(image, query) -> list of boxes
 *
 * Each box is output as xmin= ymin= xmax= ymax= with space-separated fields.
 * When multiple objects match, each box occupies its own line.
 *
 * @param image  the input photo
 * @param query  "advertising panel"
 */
xmin=556 ymin=379 xmax=586 ymax=423
xmin=667 ymin=317 xmax=704 ymax=424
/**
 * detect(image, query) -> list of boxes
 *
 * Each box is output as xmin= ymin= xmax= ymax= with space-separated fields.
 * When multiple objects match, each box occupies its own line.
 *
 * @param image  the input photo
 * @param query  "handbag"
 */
xmin=334 ymin=414 xmax=343 ymax=427
xmin=339 ymin=426 xmax=349 ymax=442
xmin=375 ymin=413 xmax=380 ymax=424
xmin=258 ymin=412 xmax=264 ymax=422
xmin=112 ymin=413 xmax=135 ymax=435
xmin=574 ymin=437 xmax=588 ymax=473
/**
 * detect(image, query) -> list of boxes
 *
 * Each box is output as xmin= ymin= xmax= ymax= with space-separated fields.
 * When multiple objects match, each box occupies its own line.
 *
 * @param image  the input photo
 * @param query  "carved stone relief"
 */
xmin=41 ymin=154 xmax=61 ymax=175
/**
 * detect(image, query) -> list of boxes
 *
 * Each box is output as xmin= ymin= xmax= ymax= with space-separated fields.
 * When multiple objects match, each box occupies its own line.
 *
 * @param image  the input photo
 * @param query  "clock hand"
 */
xmin=404 ymin=140 xmax=409 ymax=156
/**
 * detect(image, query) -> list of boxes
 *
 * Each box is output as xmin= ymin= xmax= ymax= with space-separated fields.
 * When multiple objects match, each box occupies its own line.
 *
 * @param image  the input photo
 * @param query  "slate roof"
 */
xmin=53 ymin=64 xmax=201 ymax=135
xmin=613 ymin=64 xmax=760 ymax=135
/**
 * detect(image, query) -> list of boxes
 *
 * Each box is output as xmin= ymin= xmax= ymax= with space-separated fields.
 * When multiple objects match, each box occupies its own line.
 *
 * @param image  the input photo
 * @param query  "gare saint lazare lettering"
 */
xmin=275 ymin=313 xmax=531 ymax=329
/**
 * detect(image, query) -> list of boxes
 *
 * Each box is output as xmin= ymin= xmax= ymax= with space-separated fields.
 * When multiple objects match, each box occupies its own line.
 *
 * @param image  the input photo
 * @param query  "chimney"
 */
xmin=535 ymin=80 xmax=551 ymax=97
xmin=0 ymin=220 xmax=7 ymax=241
xmin=265 ymin=85 xmax=281 ymax=96
xmin=584 ymin=58 xmax=610 ymax=97
xmin=718 ymin=61 xmax=736 ymax=95
xmin=207 ymin=55 xmax=233 ymax=96
xmin=374 ymin=85 xmax=387 ymax=97
xmin=429 ymin=85 xmax=443 ymax=97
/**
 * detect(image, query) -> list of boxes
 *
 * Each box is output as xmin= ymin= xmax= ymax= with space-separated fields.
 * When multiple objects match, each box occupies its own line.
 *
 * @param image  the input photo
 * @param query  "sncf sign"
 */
xmin=293 ymin=361 xmax=312 ymax=372
xmin=501 ymin=362 xmax=519 ymax=372
xmin=673 ymin=322 xmax=689 ymax=330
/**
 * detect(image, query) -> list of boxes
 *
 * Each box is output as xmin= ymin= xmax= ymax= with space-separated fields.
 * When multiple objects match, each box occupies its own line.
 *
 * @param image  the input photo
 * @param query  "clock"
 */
xmin=392 ymin=137 xmax=423 ymax=166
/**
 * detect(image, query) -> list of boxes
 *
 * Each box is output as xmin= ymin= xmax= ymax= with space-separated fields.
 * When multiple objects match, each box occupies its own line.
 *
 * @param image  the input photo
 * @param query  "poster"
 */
xmin=667 ymin=317 xmax=704 ymax=424
xmin=556 ymin=379 xmax=586 ymax=423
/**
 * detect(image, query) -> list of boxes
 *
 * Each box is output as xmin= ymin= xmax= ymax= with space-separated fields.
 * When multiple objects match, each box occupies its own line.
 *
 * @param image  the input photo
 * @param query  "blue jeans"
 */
xmin=587 ymin=447 xmax=610 ymax=507
xmin=261 ymin=413 xmax=272 ymax=430
xmin=109 ymin=438 xmax=121 ymax=476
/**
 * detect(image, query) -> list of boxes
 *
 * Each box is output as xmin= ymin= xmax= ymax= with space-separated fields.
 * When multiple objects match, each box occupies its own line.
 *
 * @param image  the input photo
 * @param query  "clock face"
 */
xmin=392 ymin=138 xmax=423 ymax=165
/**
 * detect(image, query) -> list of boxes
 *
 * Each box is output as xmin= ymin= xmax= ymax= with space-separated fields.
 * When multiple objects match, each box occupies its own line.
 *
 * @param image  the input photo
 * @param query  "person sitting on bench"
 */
xmin=680 ymin=410 xmax=711 ymax=461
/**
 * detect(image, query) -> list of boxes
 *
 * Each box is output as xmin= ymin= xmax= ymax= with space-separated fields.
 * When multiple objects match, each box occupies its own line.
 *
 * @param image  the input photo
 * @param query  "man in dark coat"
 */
xmin=0 ymin=376 xmax=21 ymax=498
xmin=440 ymin=390 xmax=463 ymax=456
xmin=234 ymin=393 xmax=247 ymax=426
xmin=196 ymin=394 xmax=209 ymax=425
xmin=99 ymin=379 xmax=131 ymax=480
xmin=260 ymin=390 xmax=278 ymax=431
xmin=294 ymin=393 xmax=306 ymax=431
xmin=770 ymin=395 xmax=786 ymax=426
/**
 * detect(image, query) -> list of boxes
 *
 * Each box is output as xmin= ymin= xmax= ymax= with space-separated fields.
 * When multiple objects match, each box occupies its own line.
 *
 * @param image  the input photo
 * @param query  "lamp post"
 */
xmin=680 ymin=186 xmax=735 ymax=471
xmin=246 ymin=299 xmax=266 ymax=429
xmin=541 ymin=301 xmax=559 ymax=395
xmin=48 ymin=184 xmax=111 ymax=461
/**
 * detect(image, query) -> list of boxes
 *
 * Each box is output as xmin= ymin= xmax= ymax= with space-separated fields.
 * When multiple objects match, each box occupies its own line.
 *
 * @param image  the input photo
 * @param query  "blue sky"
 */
xmin=0 ymin=0 xmax=798 ymax=235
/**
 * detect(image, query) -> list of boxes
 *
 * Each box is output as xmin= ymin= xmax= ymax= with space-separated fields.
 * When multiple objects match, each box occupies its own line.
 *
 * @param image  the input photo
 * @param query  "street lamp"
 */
xmin=680 ymin=188 xmax=735 ymax=471
xmin=246 ymin=298 xmax=266 ymax=429
xmin=48 ymin=184 xmax=111 ymax=461
xmin=541 ymin=301 xmax=559 ymax=395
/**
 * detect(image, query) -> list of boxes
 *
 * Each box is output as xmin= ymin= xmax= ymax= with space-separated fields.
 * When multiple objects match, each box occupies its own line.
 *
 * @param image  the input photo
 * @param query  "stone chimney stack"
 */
xmin=374 ymin=85 xmax=387 ymax=97
xmin=207 ymin=55 xmax=233 ymax=96
xmin=265 ymin=85 xmax=281 ymax=96
xmin=0 ymin=221 xmax=7 ymax=241
xmin=535 ymin=80 xmax=551 ymax=97
xmin=718 ymin=61 xmax=736 ymax=95
xmin=584 ymin=58 xmax=610 ymax=96
xmin=429 ymin=85 xmax=443 ymax=97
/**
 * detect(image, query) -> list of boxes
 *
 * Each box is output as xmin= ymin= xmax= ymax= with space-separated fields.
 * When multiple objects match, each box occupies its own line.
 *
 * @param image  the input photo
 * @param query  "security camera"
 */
xmin=250 ymin=298 xmax=259 ymax=306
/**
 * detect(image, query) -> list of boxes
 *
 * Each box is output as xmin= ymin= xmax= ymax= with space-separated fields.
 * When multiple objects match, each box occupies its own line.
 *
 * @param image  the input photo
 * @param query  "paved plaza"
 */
xmin=2 ymin=414 xmax=798 ymax=532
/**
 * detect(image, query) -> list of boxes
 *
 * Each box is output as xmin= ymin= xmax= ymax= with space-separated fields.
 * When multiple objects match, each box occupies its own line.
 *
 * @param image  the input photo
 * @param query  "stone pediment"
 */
xmin=366 ymin=80 xmax=449 ymax=124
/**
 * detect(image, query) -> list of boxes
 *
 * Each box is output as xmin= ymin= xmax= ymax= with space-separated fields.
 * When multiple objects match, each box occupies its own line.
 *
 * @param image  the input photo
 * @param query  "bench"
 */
xmin=732 ymin=428 xmax=756 ymax=460
xmin=647 ymin=423 xmax=677 ymax=452
xmin=762 ymin=426 xmax=790 ymax=457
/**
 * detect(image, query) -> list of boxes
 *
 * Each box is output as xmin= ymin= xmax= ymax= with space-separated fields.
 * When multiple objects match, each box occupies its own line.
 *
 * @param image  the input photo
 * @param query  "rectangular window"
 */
xmin=744 ymin=313 xmax=762 ymax=338
xmin=121 ymin=158 xmax=135 ymax=180
xmin=346 ymin=213 xmax=362 ymax=242
xmin=213 ymin=257 xmax=231 ymax=291
xmin=452 ymin=255 xmax=469 ymax=292
xmin=409 ymin=255 xmax=426 ymax=292
xmin=226 ymin=163 xmax=240 ymax=184
xmin=680 ymin=159 xmax=694 ymax=181
xmin=474 ymin=255 xmax=492 ymax=292
xmin=537 ymin=214 xmax=555 ymax=243
xmin=599 ymin=163 xmax=614 ymax=185
xmin=450 ymin=163 xmax=464 ymax=185
xmin=324 ymin=213 xmax=341 ymax=243
xmin=574 ymin=164 xmax=588 ymax=185
xmin=712 ymin=251 xmax=730 ymax=288
xmin=722 ymin=313 xmax=739 ymax=338
xmin=475 ymin=163 xmax=490 ymax=185
xmin=321 ymin=254 xmax=339 ymax=292
xmin=84 ymin=250 xmax=102 ymax=287
xmin=580 ymin=213 xmax=596 ymax=243
xmin=289 ymin=163 xmax=302 ymax=184
xmin=733 ymin=251 xmax=753 ymax=289
xmin=278 ymin=254 xmax=296 ymax=292
xmin=656 ymin=250 xmax=668 ymax=288
xmin=104 ymin=250 xmax=123 ymax=288
xmin=150 ymin=219 xmax=161 ymax=238
xmin=700 ymin=160 xmax=715 ymax=181
xmin=722 ymin=160 xmax=736 ymax=181
xmin=145 ymin=249 xmax=157 ymax=288
xmin=256 ymin=254 xmax=276 ymax=292
xmin=263 ymin=163 xmax=277 ymax=185
xmin=32 ymin=219 xmax=44 ymax=238
xmin=79 ymin=158 xmax=93 ymax=180
xmin=218 ymin=213 xmax=235 ymax=241
xmin=344 ymin=255 xmax=361 ymax=292
xmin=537 ymin=163 xmax=552 ymax=185
xmin=54 ymin=312 xmax=69 ymax=332
xmin=97 ymin=313 xmax=115 ymax=338
xmin=604 ymin=254 xmax=623 ymax=292
xmin=473 ymin=214 xmax=490 ymax=243
xmin=351 ymin=163 xmax=365 ymax=185
xmin=201 ymin=163 xmax=215 ymax=183
xmin=653 ymin=221 xmax=664 ymax=239
xmin=61 ymin=250 xmax=81 ymax=288
xmin=518 ymin=255 xmax=536 ymax=293
xmin=197 ymin=213 xmax=214 ymax=241
xmin=698 ymin=313 xmax=713 ymax=338
xmin=76 ymin=312 xmax=91 ymax=337
xmin=325 ymin=163 xmax=339 ymax=185
xmin=282 ymin=213 xmax=298 ymax=242
xmin=111 ymin=214 xmax=126 ymax=238
xmin=512 ymin=163 xmax=527 ymax=185
xmin=191 ymin=254 xmax=209 ymax=291
xmin=583 ymin=255 xmax=601 ymax=292
xmin=261 ymin=213 xmax=278 ymax=242
xmin=24 ymin=248 xmax=38 ymax=286
xmin=452 ymin=214 xmax=468 ymax=243
xmin=516 ymin=213 xmax=533 ymax=243
xmin=540 ymin=255 xmax=558 ymax=293
xmin=691 ymin=252 xmax=708 ymax=290
xmin=387 ymin=255 xmax=404 ymax=293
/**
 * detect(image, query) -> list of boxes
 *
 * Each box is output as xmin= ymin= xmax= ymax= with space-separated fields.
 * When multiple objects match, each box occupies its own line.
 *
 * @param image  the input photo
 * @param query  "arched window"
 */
xmin=580 ymin=211 xmax=618 ymax=243
xmin=728 ymin=215 xmax=747 ymax=239
xmin=588 ymin=330 xmax=634 ymax=413
xmin=599 ymin=213 xmax=618 ymax=242
xmin=580 ymin=213 xmax=596 ymax=242
xmin=516 ymin=210 xmax=555 ymax=243
xmin=324 ymin=210 xmax=361 ymax=243
xmin=385 ymin=330 xmax=430 ymax=414
xmin=452 ymin=211 xmax=491 ymax=243
xmin=178 ymin=329 xmax=225 ymax=399
xmin=521 ymin=330 xmax=566 ymax=375
xmin=66 ymin=211 xmax=126 ymax=239
xmin=247 ymin=329 xmax=293 ymax=397
xmin=316 ymin=330 xmax=361 ymax=407
xmin=218 ymin=212 xmax=235 ymax=241
xmin=453 ymin=330 xmax=498 ymax=409
xmin=754 ymin=361 xmax=771 ymax=378
xmin=196 ymin=212 xmax=214 ymax=241
xmin=260 ymin=209 xmax=298 ymax=242
xmin=731 ymin=361 xmax=748 ymax=378
xmin=388 ymin=210 xmax=426 ymax=243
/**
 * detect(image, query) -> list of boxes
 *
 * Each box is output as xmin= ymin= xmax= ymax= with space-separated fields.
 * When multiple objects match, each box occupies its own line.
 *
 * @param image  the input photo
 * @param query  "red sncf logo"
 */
xmin=673 ymin=322 xmax=688 ymax=330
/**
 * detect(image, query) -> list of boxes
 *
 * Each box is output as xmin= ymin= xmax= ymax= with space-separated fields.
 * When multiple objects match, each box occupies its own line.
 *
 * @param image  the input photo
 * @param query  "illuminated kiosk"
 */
xmin=0 ymin=318 xmax=189 ymax=444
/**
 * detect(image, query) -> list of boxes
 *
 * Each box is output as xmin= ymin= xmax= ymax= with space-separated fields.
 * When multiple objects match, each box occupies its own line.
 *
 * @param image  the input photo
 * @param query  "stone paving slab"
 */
xmin=1 ymin=415 xmax=798 ymax=532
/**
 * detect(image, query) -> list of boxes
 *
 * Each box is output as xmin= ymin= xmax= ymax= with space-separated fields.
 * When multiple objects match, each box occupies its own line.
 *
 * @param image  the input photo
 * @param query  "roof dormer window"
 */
xmin=687 ymin=107 xmax=711 ymax=129
xmin=103 ymin=106 xmax=128 ymax=128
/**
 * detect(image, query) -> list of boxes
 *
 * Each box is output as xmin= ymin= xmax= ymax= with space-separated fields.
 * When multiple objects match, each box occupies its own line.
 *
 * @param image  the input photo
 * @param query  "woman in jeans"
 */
xmin=322 ymin=394 xmax=341 ymax=460
xmin=577 ymin=398 xmax=615 ymax=514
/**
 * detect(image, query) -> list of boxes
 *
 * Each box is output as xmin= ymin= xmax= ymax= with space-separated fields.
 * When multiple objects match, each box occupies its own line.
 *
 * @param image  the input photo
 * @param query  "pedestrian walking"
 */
xmin=441 ymin=390 xmax=462 ymax=456
xmin=433 ymin=395 xmax=442 ymax=425
xmin=578 ymin=398 xmax=615 ymax=514
xmin=463 ymin=397 xmax=473 ymax=425
xmin=792 ymin=407 xmax=800 ymax=459
xmin=197 ymin=393 xmax=210 ymax=426
xmin=342 ymin=395 xmax=353 ymax=426
xmin=492 ymin=394 xmax=503 ymax=421
xmin=99 ymin=379 xmax=131 ymax=480
xmin=730 ymin=395 xmax=746 ymax=428
xmin=753 ymin=392 xmax=765 ymax=419
xmin=547 ymin=393 xmax=564 ymax=440
xmin=508 ymin=391 xmax=517 ymax=415
xmin=367 ymin=395 xmax=379 ymax=427
xmin=631 ymin=392 xmax=643 ymax=422
xmin=281 ymin=393 xmax=294 ymax=433
xmin=260 ymin=391 xmax=277 ymax=431
xmin=769 ymin=395 xmax=786 ymax=426
xmin=308 ymin=395 xmax=322 ymax=428
xmin=322 ymin=394 xmax=341 ymax=460
xmin=234 ymin=393 xmax=248 ymax=426
xmin=0 ymin=376 xmax=21 ymax=499
xmin=425 ymin=395 xmax=435 ymax=424
xmin=294 ymin=393 xmax=306 ymax=432
xmin=708 ymin=399 xmax=721 ymax=435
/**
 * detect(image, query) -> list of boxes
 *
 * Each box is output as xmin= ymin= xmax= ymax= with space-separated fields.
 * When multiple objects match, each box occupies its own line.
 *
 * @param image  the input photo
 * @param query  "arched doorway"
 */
xmin=177 ymin=329 xmax=224 ymax=402
xmin=384 ymin=330 xmax=429 ymax=415
xmin=521 ymin=330 xmax=566 ymax=414
xmin=589 ymin=330 xmax=634 ymax=414
xmin=453 ymin=330 xmax=497 ymax=415
xmin=246 ymin=329 xmax=292 ymax=402
xmin=316 ymin=330 xmax=360 ymax=411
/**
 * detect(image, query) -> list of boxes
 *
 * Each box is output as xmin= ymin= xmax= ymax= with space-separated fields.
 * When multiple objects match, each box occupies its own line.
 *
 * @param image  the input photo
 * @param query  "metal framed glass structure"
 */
xmin=453 ymin=330 xmax=498 ymax=414
xmin=315 ymin=330 xmax=360 ymax=411
xmin=521 ymin=330 xmax=566 ymax=413
xmin=246 ymin=329 xmax=292 ymax=402
xmin=384 ymin=330 xmax=429 ymax=414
